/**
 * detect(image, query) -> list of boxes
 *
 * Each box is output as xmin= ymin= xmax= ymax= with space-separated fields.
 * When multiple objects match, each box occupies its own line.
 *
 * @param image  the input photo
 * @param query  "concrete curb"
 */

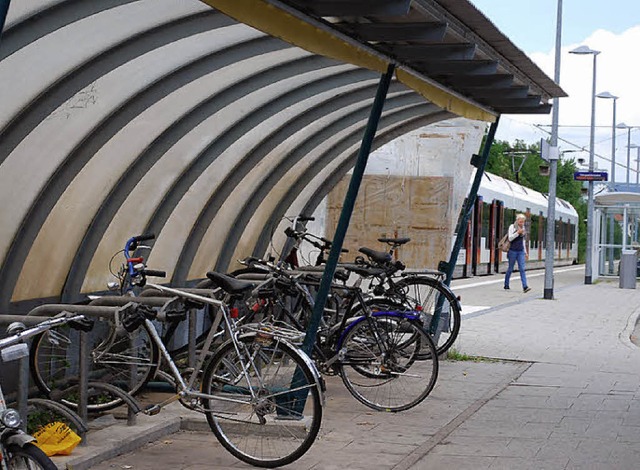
xmin=52 ymin=407 xmax=209 ymax=470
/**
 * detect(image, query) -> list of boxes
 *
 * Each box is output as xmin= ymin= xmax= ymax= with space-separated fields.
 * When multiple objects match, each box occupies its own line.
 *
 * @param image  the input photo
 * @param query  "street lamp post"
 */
xmin=596 ymin=92 xmax=618 ymax=188
xmin=617 ymin=123 xmax=638 ymax=187
xmin=597 ymin=91 xmax=618 ymax=275
xmin=570 ymin=45 xmax=600 ymax=285
xmin=631 ymin=144 xmax=640 ymax=184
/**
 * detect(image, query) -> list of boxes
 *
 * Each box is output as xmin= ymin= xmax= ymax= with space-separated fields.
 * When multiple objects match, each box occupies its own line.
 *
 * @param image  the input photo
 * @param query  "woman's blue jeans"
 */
xmin=504 ymin=249 xmax=528 ymax=289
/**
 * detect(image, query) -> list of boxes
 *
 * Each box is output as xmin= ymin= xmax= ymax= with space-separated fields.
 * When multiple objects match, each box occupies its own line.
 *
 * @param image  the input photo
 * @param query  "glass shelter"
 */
xmin=594 ymin=193 xmax=640 ymax=278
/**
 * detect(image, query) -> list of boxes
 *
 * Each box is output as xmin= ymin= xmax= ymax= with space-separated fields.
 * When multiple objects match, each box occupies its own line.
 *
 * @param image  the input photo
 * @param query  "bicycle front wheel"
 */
xmin=202 ymin=334 xmax=322 ymax=468
xmin=30 ymin=319 xmax=159 ymax=412
xmin=338 ymin=313 xmax=438 ymax=412
xmin=393 ymin=276 xmax=461 ymax=356
xmin=5 ymin=443 xmax=57 ymax=470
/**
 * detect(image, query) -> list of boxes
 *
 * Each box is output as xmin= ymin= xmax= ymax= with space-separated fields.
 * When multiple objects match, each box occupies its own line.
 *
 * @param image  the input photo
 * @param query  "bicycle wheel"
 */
xmin=392 ymin=276 xmax=461 ymax=356
xmin=338 ymin=313 xmax=438 ymax=412
xmin=5 ymin=443 xmax=57 ymax=470
xmin=202 ymin=334 xmax=322 ymax=468
xmin=30 ymin=318 xmax=159 ymax=412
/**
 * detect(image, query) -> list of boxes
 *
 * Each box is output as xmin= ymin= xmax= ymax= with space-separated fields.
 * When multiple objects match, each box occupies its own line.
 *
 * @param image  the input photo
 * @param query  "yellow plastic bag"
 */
xmin=32 ymin=421 xmax=82 ymax=456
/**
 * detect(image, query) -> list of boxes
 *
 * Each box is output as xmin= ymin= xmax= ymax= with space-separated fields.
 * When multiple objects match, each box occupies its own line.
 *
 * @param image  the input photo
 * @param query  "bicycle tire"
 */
xmin=5 ymin=443 xmax=57 ymax=470
xmin=29 ymin=319 xmax=159 ymax=412
xmin=392 ymin=276 xmax=461 ymax=356
xmin=202 ymin=334 xmax=322 ymax=468
xmin=338 ymin=313 xmax=438 ymax=412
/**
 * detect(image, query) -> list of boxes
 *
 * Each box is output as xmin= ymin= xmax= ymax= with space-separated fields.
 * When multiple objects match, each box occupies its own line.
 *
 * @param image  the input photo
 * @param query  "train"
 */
xmin=455 ymin=171 xmax=579 ymax=278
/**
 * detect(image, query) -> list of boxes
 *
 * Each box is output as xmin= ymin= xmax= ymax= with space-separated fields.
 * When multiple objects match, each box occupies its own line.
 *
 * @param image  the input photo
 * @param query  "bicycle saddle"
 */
xmin=378 ymin=237 xmax=411 ymax=246
xmin=358 ymin=247 xmax=392 ymax=264
xmin=206 ymin=271 xmax=256 ymax=294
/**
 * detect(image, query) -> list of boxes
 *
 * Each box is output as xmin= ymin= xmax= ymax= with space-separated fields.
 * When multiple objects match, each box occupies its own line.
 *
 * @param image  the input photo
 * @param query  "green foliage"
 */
xmin=482 ymin=136 xmax=587 ymax=262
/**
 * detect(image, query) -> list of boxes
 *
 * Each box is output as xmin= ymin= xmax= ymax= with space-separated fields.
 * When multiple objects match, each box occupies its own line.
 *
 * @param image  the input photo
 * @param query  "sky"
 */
xmin=469 ymin=0 xmax=640 ymax=184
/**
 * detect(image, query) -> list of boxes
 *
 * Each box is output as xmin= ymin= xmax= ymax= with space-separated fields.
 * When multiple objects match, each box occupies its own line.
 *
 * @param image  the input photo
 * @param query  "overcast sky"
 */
xmin=470 ymin=0 xmax=640 ymax=183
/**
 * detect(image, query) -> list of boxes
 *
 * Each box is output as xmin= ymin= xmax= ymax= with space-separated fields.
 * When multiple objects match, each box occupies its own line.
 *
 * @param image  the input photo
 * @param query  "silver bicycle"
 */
xmin=120 ymin=281 xmax=325 ymax=468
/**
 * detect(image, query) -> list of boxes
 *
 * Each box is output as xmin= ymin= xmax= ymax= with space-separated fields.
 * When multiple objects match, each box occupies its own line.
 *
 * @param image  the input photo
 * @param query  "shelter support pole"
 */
xmin=301 ymin=63 xmax=396 ymax=355
xmin=439 ymin=117 xmax=501 ymax=289
xmin=0 ymin=0 xmax=9 ymax=42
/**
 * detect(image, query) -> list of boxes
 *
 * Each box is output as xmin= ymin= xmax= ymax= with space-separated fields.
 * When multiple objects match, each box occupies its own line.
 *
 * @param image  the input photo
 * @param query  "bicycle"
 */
xmin=0 ymin=313 xmax=91 ymax=470
xmin=350 ymin=237 xmax=462 ymax=356
xmin=117 ymin=271 xmax=325 ymax=468
xmin=280 ymin=227 xmax=461 ymax=356
xmin=209 ymin=260 xmax=439 ymax=412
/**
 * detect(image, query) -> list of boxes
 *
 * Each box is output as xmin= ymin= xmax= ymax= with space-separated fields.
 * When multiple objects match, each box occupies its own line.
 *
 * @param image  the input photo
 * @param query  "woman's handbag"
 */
xmin=498 ymin=233 xmax=510 ymax=252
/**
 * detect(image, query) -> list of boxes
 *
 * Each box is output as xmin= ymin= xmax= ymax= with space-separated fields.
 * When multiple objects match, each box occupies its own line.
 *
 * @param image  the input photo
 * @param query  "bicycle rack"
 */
xmin=26 ymin=398 xmax=88 ymax=438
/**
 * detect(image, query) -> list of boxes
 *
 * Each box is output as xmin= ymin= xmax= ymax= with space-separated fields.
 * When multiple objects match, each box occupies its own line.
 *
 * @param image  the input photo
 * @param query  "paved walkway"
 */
xmin=51 ymin=267 xmax=640 ymax=469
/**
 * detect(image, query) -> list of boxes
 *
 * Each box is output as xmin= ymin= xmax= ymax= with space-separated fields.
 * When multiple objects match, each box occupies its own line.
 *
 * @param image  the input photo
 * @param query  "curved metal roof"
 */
xmin=0 ymin=0 xmax=563 ymax=310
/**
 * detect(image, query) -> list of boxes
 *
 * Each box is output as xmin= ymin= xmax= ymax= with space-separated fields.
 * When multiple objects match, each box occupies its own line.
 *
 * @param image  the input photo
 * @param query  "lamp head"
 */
xmin=570 ymin=45 xmax=600 ymax=55
xmin=596 ymin=91 xmax=618 ymax=100
xmin=617 ymin=122 xmax=629 ymax=129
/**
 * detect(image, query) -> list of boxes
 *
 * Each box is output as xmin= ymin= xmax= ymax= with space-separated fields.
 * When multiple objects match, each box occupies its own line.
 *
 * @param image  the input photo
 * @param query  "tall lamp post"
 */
xmin=596 ymin=92 xmax=618 ymax=188
xmin=631 ymin=144 xmax=640 ymax=185
xmin=569 ymin=45 xmax=600 ymax=284
xmin=617 ymin=123 xmax=637 ymax=186
xmin=597 ymin=91 xmax=617 ymax=275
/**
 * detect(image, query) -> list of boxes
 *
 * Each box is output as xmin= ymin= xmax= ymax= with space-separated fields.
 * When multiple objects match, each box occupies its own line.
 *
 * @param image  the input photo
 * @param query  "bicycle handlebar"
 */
xmin=143 ymin=269 xmax=166 ymax=278
xmin=132 ymin=233 xmax=155 ymax=243
xmin=0 ymin=313 xmax=87 ymax=350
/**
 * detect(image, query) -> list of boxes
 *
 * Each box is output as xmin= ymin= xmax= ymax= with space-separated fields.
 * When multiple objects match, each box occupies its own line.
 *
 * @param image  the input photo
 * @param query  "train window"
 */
xmin=482 ymin=202 xmax=490 ymax=248
xmin=530 ymin=215 xmax=539 ymax=247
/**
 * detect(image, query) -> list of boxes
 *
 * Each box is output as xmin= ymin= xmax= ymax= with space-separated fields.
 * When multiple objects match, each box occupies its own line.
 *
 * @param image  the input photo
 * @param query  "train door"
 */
xmin=488 ymin=200 xmax=498 ymax=274
xmin=493 ymin=200 xmax=505 ymax=273
xmin=472 ymin=196 xmax=483 ymax=276
xmin=537 ymin=211 xmax=544 ymax=261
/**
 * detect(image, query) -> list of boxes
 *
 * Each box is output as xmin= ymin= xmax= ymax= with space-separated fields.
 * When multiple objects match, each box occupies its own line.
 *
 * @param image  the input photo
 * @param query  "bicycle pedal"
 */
xmin=144 ymin=404 xmax=162 ymax=416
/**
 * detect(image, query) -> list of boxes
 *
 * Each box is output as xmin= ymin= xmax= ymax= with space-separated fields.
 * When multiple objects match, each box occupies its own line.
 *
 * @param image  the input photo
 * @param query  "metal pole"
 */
xmin=626 ymin=129 xmax=631 ymax=185
xmin=608 ymin=98 xmax=616 ymax=274
xmin=441 ymin=116 xmax=501 ymax=286
xmin=585 ymin=52 xmax=597 ymax=284
xmin=611 ymin=99 xmax=617 ymax=187
xmin=301 ymin=63 xmax=396 ymax=355
xmin=544 ymin=0 xmax=563 ymax=299
xmin=0 ymin=0 xmax=10 ymax=40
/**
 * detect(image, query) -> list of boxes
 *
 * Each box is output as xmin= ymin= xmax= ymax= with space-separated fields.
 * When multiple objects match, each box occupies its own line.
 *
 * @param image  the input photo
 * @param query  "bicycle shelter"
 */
xmin=0 ymin=0 xmax=565 ymax=326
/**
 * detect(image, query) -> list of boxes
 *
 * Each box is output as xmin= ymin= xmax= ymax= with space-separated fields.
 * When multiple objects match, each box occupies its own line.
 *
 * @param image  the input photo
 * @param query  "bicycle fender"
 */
xmin=336 ymin=311 xmax=421 ymax=350
xmin=5 ymin=431 xmax=36 ymax=447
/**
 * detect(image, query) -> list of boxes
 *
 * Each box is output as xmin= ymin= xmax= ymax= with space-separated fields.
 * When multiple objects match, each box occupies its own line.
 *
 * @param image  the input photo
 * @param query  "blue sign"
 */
xmin=574 ymin=171 xmax=608 ymax=181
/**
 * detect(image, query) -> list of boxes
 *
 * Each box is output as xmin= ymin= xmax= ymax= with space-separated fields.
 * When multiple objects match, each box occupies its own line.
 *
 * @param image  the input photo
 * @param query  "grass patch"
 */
xmin=445 ymin=348 xmax=499 ymax=363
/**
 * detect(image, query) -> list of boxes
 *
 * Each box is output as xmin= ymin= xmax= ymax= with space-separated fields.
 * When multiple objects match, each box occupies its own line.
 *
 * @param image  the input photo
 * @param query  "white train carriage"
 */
xmin=456 ymin=171 xmax=579 ymax=277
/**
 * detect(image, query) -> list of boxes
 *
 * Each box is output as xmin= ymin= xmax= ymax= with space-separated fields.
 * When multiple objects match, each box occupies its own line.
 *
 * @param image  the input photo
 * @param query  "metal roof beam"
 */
xmin=344 ymin=21 xmax=447 ymax=43
xmin=390 ymin=43 xmax=476 ymax=61
xmin=287 ymin=0 xmax=411 ymax=17
xmin=447 ymin=73 xmax=513 ymax=88
xmin=465 ymin=85 xmax=530 ymax=99
xmin=415 ymin=59 xmax=498 ymax=76
xmin=482 ymin=96 xmax=543 ymax=108
xmin=497 ymin=104 xmax=552 ymax=114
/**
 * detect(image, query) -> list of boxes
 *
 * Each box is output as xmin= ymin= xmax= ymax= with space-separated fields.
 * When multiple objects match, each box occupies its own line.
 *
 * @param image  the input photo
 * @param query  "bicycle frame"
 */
xmin=141 ymin=283 xmax=324 ymax=412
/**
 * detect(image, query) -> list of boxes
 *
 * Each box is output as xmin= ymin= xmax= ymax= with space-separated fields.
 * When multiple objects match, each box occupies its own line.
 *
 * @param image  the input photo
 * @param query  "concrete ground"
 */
xmin=50 ymin=266 xmax=640 ymax=469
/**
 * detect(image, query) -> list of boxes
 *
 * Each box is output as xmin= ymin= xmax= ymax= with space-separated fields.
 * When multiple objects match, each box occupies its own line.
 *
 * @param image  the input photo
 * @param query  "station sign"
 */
xmin=573 ymin=171 xmax=608 ymax=181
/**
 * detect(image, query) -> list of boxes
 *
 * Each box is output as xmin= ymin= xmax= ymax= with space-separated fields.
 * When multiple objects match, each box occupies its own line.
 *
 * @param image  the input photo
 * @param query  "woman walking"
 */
xmin=504 ymin=213 xmax=531 ymax=293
